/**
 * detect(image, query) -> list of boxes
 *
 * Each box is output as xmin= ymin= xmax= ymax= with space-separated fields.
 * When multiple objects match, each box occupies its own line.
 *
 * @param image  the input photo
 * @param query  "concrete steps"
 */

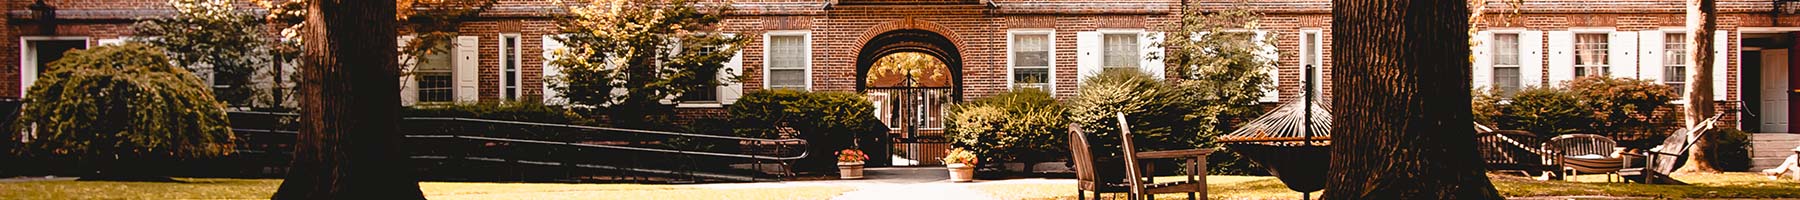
xmin=1752 ymin=133 xmax=1800 ymax=171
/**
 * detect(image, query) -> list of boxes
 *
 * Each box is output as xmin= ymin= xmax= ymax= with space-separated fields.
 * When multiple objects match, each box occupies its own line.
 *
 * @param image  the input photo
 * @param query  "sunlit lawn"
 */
xmin=974 ymin=173 xmax=1800 ymax=200
xmin=0 ymin=178 xmax=853 ymax=200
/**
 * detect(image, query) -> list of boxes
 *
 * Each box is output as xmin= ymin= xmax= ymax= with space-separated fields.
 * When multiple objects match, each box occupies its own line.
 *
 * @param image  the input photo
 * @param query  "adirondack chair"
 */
xmin=1474 ymin=130 xmax=1558 ymax=178
xmin=1067 ymin=113 xmax=1212 ymax=200
xmin=1618 ymin=114 xmax=1722 ymax=184
xmin=1543 ymin=134 xmax=1623 ymax=182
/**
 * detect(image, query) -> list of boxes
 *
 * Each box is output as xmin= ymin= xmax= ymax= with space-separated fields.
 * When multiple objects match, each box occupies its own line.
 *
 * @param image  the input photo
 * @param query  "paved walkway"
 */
xmin=693 ymin=167 xmax=1070 ymax=200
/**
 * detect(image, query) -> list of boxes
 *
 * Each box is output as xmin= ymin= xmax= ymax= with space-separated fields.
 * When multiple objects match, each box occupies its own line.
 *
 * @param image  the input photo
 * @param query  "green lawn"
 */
xmin=974 ymin=173 xmax=1800 ymax=200
xmin=0 ymin=178 xmax=854 ymax=200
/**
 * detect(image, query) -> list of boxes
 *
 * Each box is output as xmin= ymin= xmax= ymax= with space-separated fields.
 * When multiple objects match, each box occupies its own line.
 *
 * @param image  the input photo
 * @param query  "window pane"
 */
xmin=1665 ymin=33 xmax=1687 ymax=66
xmin=769 ymin=35 xmax=805 ymax=69
xmin=770 ymin=69 xmax=805 ymax=88
xmin=1574 ymin=34 xmax=1608 ymax=77
xmin=1013 ymin=34 xmax=1050 ymax=67
xmin=1495 ymin=34 xmax=1519 ymax=66
xmin=1014 ymin=68 xmax=1049 ymax=84
xmin=1103 ymin=34 xmax=1138 ymax=69
xmin=1494 ymin=67 xmax=1520 ymax=96
xmin=679 ymin=87 xmax=718 ymax=102
xmin=419 ymin=74 xmax=453 ymax=102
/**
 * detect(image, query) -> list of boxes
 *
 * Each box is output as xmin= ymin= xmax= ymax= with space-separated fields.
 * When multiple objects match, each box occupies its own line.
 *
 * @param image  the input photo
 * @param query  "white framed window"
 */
xmin=499 ymin=33 xmax=524 ymax=101
xmin=1102 ymin=33 xmax=1140 ymax=72
xmin=1493 ymin=33 xmax=1522 ymax=96
xmin=1573 ymin=33 xmax=1609 ymax=77
xmin=763 ymin=31 xmax=810 ymax=91
xmin=1008 ymin=29 xmax=1055 ymax=93
xmin=417 ymin=42 xmax=455 ymax=103
xmin=19 ymin=36 xmax=90 ymax=97
xmin=676 ymin=33 xmax=742 ymax=106
xmin=1663 ymin=33 xmax=1688 ymax=98
xmin=1300 ymin=30 xmax=1325 ymax=99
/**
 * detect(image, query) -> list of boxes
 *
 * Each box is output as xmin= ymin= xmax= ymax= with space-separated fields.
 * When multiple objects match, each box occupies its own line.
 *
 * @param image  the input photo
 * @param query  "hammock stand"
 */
xmin=1218 ymin=65 xmax=1330 ymax=200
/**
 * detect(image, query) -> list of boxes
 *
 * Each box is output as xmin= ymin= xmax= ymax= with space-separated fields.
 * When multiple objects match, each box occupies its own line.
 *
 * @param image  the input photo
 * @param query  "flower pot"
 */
xmin=838 ymin=162 xmax=864 ymax=179
xmin=946 ymin=163 xmax=975 ymax=182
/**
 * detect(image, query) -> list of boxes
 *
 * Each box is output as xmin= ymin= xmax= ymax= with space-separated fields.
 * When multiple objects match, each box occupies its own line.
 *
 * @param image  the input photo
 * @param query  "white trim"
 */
xmin=498 ymin=33 xmax=524 ymax=101
xmin=1485 ymin=27 xmax=1527 ymax=34
xmin=1737 ymin=27 xmax=1800 ymax=33
xmin=19 ymin=36 xmax=92 ymax=97
xmin=762 ymin=30 xmax=812 ymax=91
xmin=1006 ymin=29 xmax=1056 ymax=95
xmin=1568 ymin=27 xmax=1616 ymax=34
xmin=1300 ymin=29 xmax=1324 ymax=99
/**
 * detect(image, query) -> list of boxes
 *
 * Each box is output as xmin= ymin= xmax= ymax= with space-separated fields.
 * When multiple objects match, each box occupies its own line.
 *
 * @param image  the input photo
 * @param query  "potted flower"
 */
xmin=942 ymin=148 xmax=978 ymax=182
xmin=837 ymin=148 xmax=868 ymax=179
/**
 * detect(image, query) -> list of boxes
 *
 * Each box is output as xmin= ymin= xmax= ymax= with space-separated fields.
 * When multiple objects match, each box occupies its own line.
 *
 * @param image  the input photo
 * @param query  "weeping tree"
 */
xmin=1324 ymin=0 xmax=1501 ymax=198
xmin=134 ymin=0 xmax=273 ymax=108
xmin=16 ymin=43 xmax=234 ymax=181
xmin=549 ymin=0 xmax=748 ymax=129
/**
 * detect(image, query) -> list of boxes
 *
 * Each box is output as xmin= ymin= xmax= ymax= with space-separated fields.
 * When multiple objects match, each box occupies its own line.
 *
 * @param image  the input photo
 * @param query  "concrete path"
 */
xmin=692 ymin=167 xmax=1070 ymax=200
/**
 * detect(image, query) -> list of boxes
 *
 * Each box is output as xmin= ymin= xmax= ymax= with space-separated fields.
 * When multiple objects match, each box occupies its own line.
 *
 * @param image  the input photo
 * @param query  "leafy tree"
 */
xmin=16 ymin=43 xmax=234 ymax=181
xmin=134 ymin=0 xmax=273 ymax=108
xmin=1157 ymin=5 xmax=1277 ymax=175
xmin=549 ymin=0 xmax=748 ymax=128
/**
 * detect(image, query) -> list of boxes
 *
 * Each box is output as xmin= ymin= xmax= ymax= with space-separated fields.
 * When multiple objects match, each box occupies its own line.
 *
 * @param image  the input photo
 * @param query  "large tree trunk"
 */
xmin=1681 ymin=0 xmax=1720 ymax=173
xmin=271 ymin=0 xmax=423 ymax=199
xmin=1324 ymin=0 xmax=1502 ymax=199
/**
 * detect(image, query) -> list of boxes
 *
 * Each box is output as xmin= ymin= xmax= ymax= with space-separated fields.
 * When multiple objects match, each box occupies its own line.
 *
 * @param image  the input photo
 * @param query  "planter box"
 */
xmin=838 ymin=162 xmax=864 ymax=179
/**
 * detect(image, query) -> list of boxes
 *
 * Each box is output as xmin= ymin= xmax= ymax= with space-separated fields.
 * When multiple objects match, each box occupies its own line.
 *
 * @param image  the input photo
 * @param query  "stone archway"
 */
xmin=854 ymin=26 xmax=964 ymax=167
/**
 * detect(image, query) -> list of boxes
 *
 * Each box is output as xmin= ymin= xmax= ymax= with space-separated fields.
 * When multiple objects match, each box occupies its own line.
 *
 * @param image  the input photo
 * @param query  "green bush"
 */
xmin=15 ymin=43 xmax=233 ymax=181
xmin=1707 ymin=128 xmax=1754 ymax=172
xmin=1067 ymin=69 xmax=1211 ymax=157
xmin=1473 ymin=88 xmax=1504 ymax=126
xmin=1566 ymin=76 xmax=1680 ymax=141
xmin=400 ymin=101 xmax=586 ymax=124
xmin=728 ymin=90 xmax=887 ymax=171
xmin=1494 ymin=86 xmax=1594 ymax=135
xmin=944 ymin=89 xmax=1069 ymax=163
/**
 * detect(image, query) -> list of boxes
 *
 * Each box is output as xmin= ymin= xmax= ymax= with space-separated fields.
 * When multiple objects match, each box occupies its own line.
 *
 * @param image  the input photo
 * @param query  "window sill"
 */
xmin=675 ymin=102 xmax=725 ymax=108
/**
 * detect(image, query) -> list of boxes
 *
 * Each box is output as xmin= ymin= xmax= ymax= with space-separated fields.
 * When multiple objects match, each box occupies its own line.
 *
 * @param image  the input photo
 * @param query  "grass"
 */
xmin=0 ymin=178 xmax=854 ymax=200
xmin=973 ymin=173 xmax=1800 ymax=200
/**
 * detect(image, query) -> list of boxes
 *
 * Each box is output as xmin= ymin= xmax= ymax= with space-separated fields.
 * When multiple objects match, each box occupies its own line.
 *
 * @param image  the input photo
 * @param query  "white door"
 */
xmin=1761 ymin=49 xmax=1790 ymax=132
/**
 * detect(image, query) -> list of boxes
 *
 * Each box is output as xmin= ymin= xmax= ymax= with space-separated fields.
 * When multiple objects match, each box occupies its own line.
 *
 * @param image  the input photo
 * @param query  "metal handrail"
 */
xmin=401 ymin=117 xmax=806 ymax=143
xmin=403 ymin=134 xmax=809 ymax=160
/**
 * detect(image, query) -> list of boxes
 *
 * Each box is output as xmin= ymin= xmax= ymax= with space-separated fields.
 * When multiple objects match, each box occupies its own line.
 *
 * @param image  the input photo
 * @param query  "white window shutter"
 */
xmin=719 ymin=37 xmax=745 ymax=105
xmin=1637 ymin=30 xmax=1664 ymax=82
xmin=541 ymin=35 xmax=568 ymax=105
xmin=454 ymin=36 xmax=481 ymax=103
xmin=1608 ymin=31 xmax=1638 ymax=78
xmin=1076 ymin=31 xmax=1102 ymax=83
xmin=1473 ymin=31 xmax=1494 ymax=90
xmin=1140 ymin=32 xmax=1166 ymax=79
xmin=1547 ymin=31 xmax=1575 ymax=87
xmin=1519 ymin=31 xmax=1545 ymax=88
xmin=398 ymin=36 xmax=418 ymax=106
xmin=1713 ymin=30 xmax=1728 ymax=99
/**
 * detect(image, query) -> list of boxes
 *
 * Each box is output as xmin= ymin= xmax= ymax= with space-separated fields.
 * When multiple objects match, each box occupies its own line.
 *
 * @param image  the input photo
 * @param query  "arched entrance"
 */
xmin=857 ymin=29 xmax=962 ymax=166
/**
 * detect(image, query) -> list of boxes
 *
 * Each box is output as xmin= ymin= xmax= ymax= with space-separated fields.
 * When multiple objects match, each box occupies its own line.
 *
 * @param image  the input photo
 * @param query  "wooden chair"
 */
xmin=1068 ymin=114 xmax=1212 ymax=200
xmin=1474 ymin=130 xmax=1558 ymax=179
xmin=1543 ymin=133 xmax=1624 ymax=182
xmin=1619 ymin=114 xmax=1721 ymax=184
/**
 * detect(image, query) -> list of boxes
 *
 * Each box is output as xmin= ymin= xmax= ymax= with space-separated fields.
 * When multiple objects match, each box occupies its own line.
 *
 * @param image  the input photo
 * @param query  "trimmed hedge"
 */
xmin=728 ymin=90 xmax=888 ymax=171
xmin=400 ymin=101 xmax=587 ymax=124
xmin=944 ymin=89 xmax=1069 ymax=163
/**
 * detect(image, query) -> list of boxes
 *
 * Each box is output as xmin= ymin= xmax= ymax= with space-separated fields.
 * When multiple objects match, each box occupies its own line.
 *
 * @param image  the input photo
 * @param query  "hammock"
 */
xmin=1218 ymin=101 xmax=1331 ymax=197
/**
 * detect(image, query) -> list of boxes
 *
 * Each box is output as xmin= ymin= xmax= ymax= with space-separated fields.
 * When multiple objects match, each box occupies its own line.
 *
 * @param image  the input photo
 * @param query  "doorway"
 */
xmin=1742 ymin=32 xmax=1797 ymax=133
xmin=856 ymin=29 xmax=964 ymax=167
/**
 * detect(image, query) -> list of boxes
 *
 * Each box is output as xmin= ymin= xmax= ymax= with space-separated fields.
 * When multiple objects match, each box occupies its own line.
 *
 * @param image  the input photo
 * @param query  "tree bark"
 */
xmin=1682 ymin=0 xmax=1720 ymax=173
xmin=1324 ymin=0 xmax=1502 ymax=199
xmin=271 ymin=0 xmax=423 ymax=199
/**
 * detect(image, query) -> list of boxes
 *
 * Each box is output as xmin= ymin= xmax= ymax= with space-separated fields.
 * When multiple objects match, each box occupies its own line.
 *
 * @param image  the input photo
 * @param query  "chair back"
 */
xmin=1476 ymin=130 xmax=1544 ymax=167
xmin=1650 ymin=114 xmax=1722 ymax=173
xmin=1544 ymin=134 xmax=1618 ymax=157
xmin=1068 ymin=124 xmax=1099 ymax=187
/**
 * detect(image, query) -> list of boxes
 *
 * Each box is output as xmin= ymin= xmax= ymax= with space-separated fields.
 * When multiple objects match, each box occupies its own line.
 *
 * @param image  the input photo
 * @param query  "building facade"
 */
xmin=4 ymin=0 xmax=1800 ymax=134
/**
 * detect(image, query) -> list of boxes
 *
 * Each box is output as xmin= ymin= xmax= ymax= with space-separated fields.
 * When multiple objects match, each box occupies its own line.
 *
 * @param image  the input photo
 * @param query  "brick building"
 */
xmin=4 ymin=0 xmax=1800 ymax=135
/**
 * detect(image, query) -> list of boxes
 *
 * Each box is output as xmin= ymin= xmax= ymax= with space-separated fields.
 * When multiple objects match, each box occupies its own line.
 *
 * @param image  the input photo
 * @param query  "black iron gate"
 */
xmin=865 ymin=86 xmax=956 ymax=166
